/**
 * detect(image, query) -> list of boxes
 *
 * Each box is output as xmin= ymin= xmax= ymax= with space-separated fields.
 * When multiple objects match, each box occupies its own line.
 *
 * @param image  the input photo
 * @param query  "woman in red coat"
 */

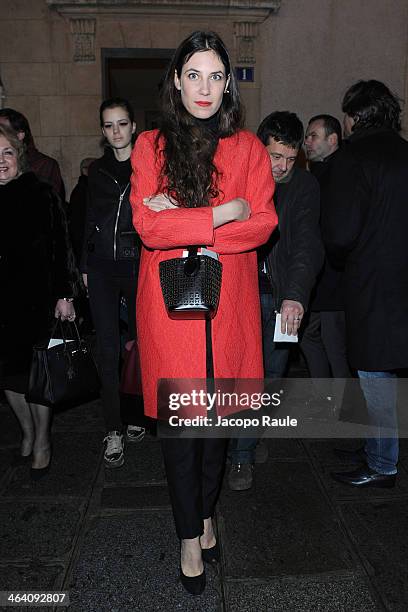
xmin=130 ymin=31 xmax=277 ymax=595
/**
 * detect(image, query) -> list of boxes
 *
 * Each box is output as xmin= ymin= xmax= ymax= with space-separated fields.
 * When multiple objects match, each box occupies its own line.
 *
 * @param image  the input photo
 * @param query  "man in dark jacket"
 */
xmin=301 ymin=115 xmax=351 ymax=407
xmin=228 ymin=112 xmax=324 ymax=490
xmin=323 ymin=80 xmax=408 ymax=488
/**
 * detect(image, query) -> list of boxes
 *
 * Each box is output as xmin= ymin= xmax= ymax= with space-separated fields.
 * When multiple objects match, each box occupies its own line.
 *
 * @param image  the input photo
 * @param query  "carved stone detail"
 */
xmin=48 ymin=1 xmax=281 ymax=21
xmin=70 ymin=18 xmax=96 ymax=62
xmin=234 ymin=22 xmax=258 ymax=64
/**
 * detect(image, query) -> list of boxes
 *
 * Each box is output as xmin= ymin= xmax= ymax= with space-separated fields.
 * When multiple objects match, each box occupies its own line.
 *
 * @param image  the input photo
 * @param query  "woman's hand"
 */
xmin=143 ymin=193 xmax=178 ymax=212
xmin=212 ymin=198 xmax=251 ymax=229
xmin=55 ymin=299 xmax=76 ymax=322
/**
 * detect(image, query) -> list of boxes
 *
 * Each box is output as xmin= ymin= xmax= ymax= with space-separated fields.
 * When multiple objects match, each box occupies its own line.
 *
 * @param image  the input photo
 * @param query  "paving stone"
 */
xmin=101 ymin=485 xmax=170 ymax=509
xmin=225 ymin=576 xmax=378 ymax=611
xmin=69 ymin=512 xmax=221 ymax=611
xmin=53 ymin=399 xmax=104 ymax=431
xmin=340 ymin=500 xmax=408 ymax=611
xmin=219 ymin=461 xmax=357 ymax=578
xmin=0 ymin=449 xmax=15 ymax=481
xmin=258 ymin=438 xmax=306 ymax=460
xmin=0 ymin=502 xmax=81 ymax=559
xmin=4 ymin=432 xmax=101 ymax=498
xmin=104 ymin=439 xmax=166 ymax=485
xmin=0 ymin=563 xmax=64 ymax=590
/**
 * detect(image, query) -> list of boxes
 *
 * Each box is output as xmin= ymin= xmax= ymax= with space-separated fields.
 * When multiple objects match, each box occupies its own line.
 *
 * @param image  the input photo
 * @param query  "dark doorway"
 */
xmin=102 ymin=49 xmax=174 ymax=131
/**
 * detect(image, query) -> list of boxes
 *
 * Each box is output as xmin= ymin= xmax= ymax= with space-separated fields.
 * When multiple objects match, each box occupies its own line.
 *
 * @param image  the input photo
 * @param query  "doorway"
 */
xmin=102 ymin=49 xmax=174 ymax=131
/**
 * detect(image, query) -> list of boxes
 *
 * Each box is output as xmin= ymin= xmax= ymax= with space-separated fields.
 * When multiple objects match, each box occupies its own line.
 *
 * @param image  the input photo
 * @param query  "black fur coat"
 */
xmin=0 ymin=172 xmax=76 ymax=385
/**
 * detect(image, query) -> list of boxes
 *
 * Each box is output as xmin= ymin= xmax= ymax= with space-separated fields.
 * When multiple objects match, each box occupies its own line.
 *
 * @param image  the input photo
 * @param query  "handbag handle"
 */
xmin=49 ymin=319 xmax=82 ymax=346
xmin=184 ymin=246 xmax=200 ymax=277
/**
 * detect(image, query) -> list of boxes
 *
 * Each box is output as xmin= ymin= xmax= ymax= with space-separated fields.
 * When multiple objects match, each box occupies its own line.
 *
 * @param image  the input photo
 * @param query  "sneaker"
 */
xmin=255 ymin=439 xmax=269 ymax=464
xmin=103 ymin=430 xmax=124 ymax=468
xmin=126 ymin=425 xmax=146 ymax=443
xmin=228 ymin=463 xmax=253 ymax=491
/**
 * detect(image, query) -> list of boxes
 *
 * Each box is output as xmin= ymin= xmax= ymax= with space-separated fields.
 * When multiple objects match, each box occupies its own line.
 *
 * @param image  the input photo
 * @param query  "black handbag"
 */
xmin=159 ymin=247 xmax=222 ymax=320
xmin=26 ymin=320 xmax=100 ymax=408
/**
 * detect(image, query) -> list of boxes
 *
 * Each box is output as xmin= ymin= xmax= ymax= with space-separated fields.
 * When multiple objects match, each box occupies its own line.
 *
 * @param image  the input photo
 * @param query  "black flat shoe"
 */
xmin=333 ymin=446 xmax=366 ymax=463
xmin=180 ymin=568 xmax=206 ymax=595
xmin=201 ymin=542 xmax=220 ymax=564
xmin=30 ymin=463 xmax=51 ymax=481
xmin=331 ymin=465 xmax=396 ymax=488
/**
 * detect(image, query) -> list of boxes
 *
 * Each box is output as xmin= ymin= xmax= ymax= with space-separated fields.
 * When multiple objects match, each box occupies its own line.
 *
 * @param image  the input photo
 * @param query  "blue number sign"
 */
xmin=235 ymin=67 xmax=254 ymax=82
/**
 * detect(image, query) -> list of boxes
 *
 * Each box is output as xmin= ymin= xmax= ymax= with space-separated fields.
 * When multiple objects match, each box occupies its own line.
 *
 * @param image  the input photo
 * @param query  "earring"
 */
xmin=224 ymin=74 xmax=231 ymax=94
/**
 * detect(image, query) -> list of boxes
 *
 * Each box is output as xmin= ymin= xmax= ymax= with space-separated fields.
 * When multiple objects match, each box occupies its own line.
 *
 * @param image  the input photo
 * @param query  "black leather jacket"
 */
xmin=260 ymin=166 xmax=324 ymax=311
xmin=80 ymin=149 xmax=139 ymax=273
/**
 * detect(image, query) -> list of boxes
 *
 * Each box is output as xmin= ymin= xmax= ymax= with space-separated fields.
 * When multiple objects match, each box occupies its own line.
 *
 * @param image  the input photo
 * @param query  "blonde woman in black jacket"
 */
xmin=81 ymin=98 xmax=141 ymax=468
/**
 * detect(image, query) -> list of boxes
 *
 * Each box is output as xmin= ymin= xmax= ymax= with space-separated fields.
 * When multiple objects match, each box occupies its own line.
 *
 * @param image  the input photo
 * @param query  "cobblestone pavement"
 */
xmin=1 ymin=387 xmax=408 ymax=612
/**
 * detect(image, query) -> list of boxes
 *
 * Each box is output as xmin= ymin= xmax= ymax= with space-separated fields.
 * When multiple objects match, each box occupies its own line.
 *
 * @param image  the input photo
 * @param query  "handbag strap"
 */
xmin=184 ymin=246 xmax=200 ymax=277
xmin=50 ymin=319 xmax=82 ymax=345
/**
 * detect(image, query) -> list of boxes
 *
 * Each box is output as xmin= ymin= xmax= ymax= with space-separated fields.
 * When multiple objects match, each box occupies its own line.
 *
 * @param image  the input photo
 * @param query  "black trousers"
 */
xmin=88 ymin=269 xmax=137 ymax=431
xmin=300 ymin=310 xmax=351 ymax=378
xmin=161 ymin=437 xmax=227 ymax=539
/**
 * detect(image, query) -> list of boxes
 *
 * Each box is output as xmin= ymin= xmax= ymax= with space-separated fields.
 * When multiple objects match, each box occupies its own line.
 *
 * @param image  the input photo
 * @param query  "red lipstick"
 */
xmin=195 ymin=101 xmax=212 ymax=107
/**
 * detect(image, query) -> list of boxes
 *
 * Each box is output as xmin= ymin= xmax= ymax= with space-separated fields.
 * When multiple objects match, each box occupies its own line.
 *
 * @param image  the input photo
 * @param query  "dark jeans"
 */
xmin=161 ymin=438 xmax=227 ymax=539
xmin=230 ymin=293 xmax=290 ymax=465
xmin=88 ymin=269 xmax=136 ymax=432
xmin=358 ymin=370 xmax=398 ymax=475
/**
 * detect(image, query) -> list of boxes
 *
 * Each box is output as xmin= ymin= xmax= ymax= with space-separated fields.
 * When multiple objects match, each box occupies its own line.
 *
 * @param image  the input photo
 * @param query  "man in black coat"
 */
xmin=228 ymin=112 xmax=324 ymax=491
xmin=301 ymin=115 xmax=351 ymax=407
xmin=323 ymin=80 xmax=408 ymax=488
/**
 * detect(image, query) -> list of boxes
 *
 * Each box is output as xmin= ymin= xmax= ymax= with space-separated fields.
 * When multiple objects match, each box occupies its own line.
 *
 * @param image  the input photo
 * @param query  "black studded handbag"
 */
xmin=159 ymin=247 xmax=222 ymax=320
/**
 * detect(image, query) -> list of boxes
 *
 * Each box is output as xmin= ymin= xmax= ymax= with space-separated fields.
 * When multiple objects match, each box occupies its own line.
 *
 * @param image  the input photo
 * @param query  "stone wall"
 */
xmin=0 ymin=0 xmax=407 ymax=196
xmin=260 ymin=0 xmax=408 ymax=130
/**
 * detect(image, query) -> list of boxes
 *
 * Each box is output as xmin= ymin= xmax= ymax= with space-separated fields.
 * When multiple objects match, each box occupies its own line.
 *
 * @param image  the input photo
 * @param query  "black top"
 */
xmin=81 ymin=147 xmax=139 ymax=276
xmin=104 ymin=149 xmax=132 ymax=190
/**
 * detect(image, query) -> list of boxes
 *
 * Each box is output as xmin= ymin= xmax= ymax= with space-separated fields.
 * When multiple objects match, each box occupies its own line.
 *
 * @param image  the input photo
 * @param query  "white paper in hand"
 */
xmin=273 ymin=313 xmax=298 ymax=343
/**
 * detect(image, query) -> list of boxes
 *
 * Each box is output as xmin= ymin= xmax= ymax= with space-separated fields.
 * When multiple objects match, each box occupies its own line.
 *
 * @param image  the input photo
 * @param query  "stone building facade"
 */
xmin=0 ymin=0 xmax=407 ymax=196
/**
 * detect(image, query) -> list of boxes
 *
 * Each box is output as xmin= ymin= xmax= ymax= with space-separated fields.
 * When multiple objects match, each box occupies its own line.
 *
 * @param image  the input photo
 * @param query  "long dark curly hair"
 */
xmin=157 ymin=31 xmax=244 ymax=208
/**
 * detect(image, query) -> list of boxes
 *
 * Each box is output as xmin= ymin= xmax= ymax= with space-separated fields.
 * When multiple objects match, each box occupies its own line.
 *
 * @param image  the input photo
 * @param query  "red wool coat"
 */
xmin=130 ymin=129 xmax=277 ymax=419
